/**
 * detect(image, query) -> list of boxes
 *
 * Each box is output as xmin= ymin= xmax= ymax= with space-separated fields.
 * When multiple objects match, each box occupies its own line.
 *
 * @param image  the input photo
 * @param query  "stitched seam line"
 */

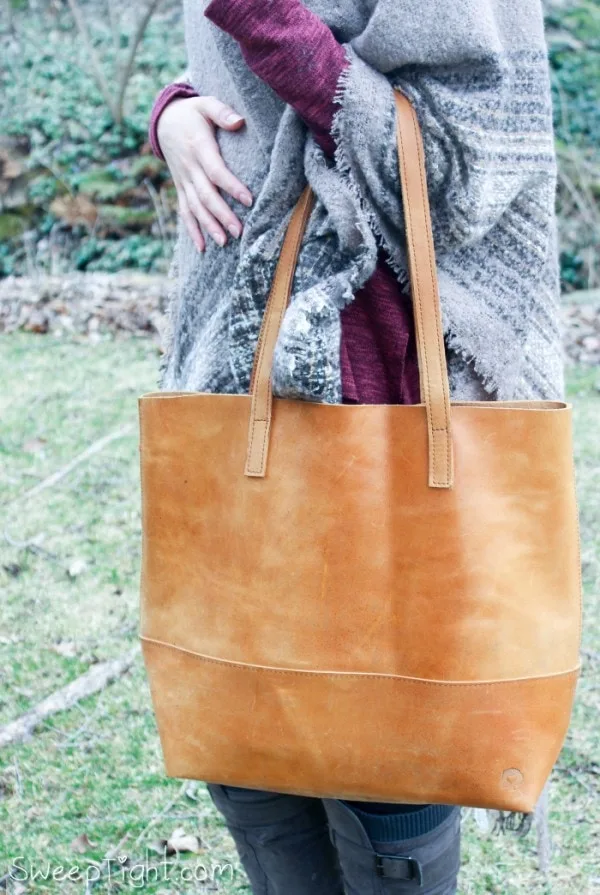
xmin=411 ymin=105 xmax=451 ymax=485
xmin=248 ymin=277 xmax=270 ymax=395
xmin=395 ymin=90 xmax=451 ymax=487
xmin=253 ymin=192 xmax=306 ymax=469
xmin=140 ymin=637 xmax=580 ymax=687
xmin=246 ymin=216 xmax=292 ymax=471
xmin=246 ymin=248 xmax=286 ymax=468
xmin=246 ymin=188 xmax=313 ymax=474
xmin=396 ymin=99 xmax=434 ymax=481
xmin=248 ymin=193 xmax=309 ymax=398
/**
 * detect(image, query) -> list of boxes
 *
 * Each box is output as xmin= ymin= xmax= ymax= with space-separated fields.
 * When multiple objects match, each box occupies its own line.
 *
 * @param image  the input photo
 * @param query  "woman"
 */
xmin=147 ymin=0 xmax=562 ymax=891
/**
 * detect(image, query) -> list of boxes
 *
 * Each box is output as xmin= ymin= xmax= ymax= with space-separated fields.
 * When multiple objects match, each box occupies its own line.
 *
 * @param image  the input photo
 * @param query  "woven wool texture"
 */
xmin=158 ymin=0 xmax=563 ymax=404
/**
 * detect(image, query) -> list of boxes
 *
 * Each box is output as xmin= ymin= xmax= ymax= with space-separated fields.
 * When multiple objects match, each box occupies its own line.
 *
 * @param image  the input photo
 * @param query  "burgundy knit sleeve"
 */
xmin=148 ymin=82 xmax=200 ymax=161
xmin=204 ymin=0 xmax=349 ymax=158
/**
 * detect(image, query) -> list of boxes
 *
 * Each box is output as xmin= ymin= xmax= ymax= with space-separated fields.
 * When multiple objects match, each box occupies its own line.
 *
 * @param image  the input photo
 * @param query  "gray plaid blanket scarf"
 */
xmin=157 ymin=0 xmax=563 ymax=404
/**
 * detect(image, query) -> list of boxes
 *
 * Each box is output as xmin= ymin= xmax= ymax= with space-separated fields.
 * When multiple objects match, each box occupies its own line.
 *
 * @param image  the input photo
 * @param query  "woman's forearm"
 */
xmin=148 ymin=81 xmax=199 ymax=160
xmin=203 ymin=0 xmax=349 ymax=157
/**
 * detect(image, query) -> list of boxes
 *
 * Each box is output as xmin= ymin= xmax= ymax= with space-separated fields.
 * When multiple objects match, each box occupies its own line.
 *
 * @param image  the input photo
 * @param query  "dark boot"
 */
xmin=206 ymin=784 xmax=344 ymax=895
xmin=323 ymin=799 xmax=461 ymax=894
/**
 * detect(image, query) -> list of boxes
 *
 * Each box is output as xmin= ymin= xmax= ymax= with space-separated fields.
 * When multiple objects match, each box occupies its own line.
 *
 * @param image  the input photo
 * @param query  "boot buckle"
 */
xmin=375 ymin=854 xmax=423 ymax=885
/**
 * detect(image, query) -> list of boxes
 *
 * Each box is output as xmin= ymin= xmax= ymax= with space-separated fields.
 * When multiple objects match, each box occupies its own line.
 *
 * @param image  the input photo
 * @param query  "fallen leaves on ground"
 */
xmin=149 ymin=828 xmax=204 ymax=856
xmin=49 ymin=641 xmax=79 ymax=658
xmin=67 ymin=558 xmax=88 ymax=579
xmin=1 ymin=275 xmax=599 ymax=369
xmin=70 ymin=831 xmax=97 ymax=854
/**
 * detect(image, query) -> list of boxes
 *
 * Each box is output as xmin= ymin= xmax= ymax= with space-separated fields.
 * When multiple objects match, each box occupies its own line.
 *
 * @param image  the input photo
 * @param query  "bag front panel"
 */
xmin=139 ymin=395 xmax=580 ymax=683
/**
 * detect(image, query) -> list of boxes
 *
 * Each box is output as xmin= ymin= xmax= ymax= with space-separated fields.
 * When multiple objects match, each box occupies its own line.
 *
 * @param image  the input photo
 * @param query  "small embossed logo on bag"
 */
xmin=501 ymin=768 xmax=524 ymax=789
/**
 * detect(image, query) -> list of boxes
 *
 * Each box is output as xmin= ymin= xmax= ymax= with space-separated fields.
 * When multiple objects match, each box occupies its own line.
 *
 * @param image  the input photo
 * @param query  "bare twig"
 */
xmin=66 ymin=0 xmax=163 ymax=127
xmin=0 ymin=648 xmax=139 ymax=749
xmin=5 ymin=1 xmax=14 ymax=34
xmin=557 ymin=157 xmax=600 ymax=228
xmin=133 ymin=782 xmax=188 ymax=847
xmin=560 ymin=766 xmax=597 ymax=798
xmin=65 ymin=0 xmax=119 ymax=121
xmin=144 ymin=178 xmax=168 ymax=244
xmin=106 ymin=0 xmax=121 ymax=59
xmin=3 ymin=529 xmax=60 ymax=561
xmin=534 ymin=782 xmax=552 ymax=873
xmin=56 ymin=692 xmax=108 ymax=749
xmin=105 ymin=831 xmax=131 ymax=861
xmin=114 ymin=0 xmax=163 ymax=126
xmin=2 ymin=423 xmax=135 ymax=509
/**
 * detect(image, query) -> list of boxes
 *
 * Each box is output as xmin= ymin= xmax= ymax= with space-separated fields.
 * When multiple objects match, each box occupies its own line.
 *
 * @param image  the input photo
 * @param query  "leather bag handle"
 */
xmin=394 ymin=89 xmax=453 ymax=488
xmin=245 ymin=88 xmax=454 ymax=489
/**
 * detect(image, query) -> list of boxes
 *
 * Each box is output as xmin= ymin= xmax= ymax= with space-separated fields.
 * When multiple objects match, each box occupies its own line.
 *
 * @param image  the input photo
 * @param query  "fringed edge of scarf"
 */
xmin=329 ymin=46 xmax=410 ymax=294
xmin=328 ymin=47 xmax=502 ymax=401
xmin=156 ymin=221 xmax=183 ymax=391
xmin=493 ymin=811 xmax=534 ymax=836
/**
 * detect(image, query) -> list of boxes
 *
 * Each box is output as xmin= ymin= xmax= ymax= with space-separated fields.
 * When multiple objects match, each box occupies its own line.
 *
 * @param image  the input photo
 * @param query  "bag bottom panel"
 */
xmin=141 ymin=638 xmax=578 ymax=813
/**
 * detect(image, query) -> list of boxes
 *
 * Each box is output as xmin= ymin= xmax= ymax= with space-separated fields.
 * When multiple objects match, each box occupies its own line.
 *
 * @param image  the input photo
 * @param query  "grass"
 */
xmin=0 ymin=333 xmax=598 ymax=894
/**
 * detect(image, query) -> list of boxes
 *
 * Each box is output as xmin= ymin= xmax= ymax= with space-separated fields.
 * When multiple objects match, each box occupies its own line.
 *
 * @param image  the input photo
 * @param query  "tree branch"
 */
xmin=114 ymin=0 xmax=163 ymax=126
xmin=0 ymin=648 xmax=139 ymax=749
xmin=66 ymin=0 xmax=119 ymax=121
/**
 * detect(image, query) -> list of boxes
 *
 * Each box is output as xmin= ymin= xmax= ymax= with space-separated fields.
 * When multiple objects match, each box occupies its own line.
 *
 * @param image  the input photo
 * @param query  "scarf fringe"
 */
xmin=156 ymin=220 xmax=183 ymax=391
xmin=493 ymin=811 xmax=534 ymax=836
xmin=330 ymin=48 xmax=410 ymax=294
xmin=330 ymin=49 xmax=503 ymax=401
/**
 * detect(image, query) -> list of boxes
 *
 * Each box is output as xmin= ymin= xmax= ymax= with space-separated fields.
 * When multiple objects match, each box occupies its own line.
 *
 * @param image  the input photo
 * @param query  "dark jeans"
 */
xmin=207 ymin=783 xmax=461 ymax=894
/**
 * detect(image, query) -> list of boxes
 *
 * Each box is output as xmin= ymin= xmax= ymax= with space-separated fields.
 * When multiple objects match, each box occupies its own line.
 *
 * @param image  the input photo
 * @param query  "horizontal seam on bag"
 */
xmin=140 ymin=636 xmax=580 ymax=686
xmin=138 ymin=394 xmax=569 ymax=411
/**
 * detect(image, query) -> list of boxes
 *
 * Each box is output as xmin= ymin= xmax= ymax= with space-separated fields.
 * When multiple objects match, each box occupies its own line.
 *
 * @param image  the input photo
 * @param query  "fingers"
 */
xmin=195 ymin=127 xmax=254 ymax=210
xmin=192 ymin=168 xmax=242 ymax=245
xmin=194 ymin=94 xmax=246 ymax=130
xmin=178 ymin=192 xmax=206 ymax=253
xmin=182 ymin=180 xmax=222 ymax=249
xmin=169 ymin=94 xmax=255 ymax=251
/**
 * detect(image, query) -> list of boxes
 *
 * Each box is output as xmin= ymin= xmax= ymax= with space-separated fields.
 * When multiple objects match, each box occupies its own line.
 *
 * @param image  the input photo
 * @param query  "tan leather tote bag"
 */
xmin=138 ymin=89 xmax=581 ymax=813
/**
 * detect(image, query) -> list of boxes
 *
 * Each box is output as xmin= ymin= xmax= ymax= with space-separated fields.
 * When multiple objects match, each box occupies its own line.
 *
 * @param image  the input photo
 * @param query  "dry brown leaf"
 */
xmin=184 ymin=780 xmax=199 ymax=801
xmin=0 ymin=774 xmax=15 ymax=798
xmin=50 ymin=195 xmax=97 ymax=227
xmin=23 ymin=311 xmax=49 ymax=334
xmin=0 ymin=148 xmax=23 ymax=185
xmin=147 ymin=838 xmax=168 ymax=855
xmin=50 ymin=641 xmax=79 ymax=658
xmin=165 ymin=828 xmax=203 ymax=855
xmin=22 ymin=437 xmax=47 ymax=454
xmin=70 ymin=832 xmax=97 ymax=854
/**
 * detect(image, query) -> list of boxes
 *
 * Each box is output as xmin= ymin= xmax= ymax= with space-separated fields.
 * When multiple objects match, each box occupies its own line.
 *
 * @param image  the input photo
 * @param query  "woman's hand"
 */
xmin=157 ymin=94 xmax=254 ymax=252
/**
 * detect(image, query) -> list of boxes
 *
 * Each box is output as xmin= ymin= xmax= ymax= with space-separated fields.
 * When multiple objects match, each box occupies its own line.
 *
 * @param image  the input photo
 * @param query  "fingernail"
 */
xmin=225 ymin=112 xmax=243 ymax=124
xmin=228 ymin=223 xmax=241 ymax=238
xmin=212 ymin=230 xmax=226 ymax=246
xmin=238 ymin=191 xmax=253 ymax=207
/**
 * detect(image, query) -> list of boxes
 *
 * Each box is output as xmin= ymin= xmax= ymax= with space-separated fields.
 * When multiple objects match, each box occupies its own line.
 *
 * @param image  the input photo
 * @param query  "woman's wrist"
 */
xmin=149 ymin=82 xmax=200 ymax=161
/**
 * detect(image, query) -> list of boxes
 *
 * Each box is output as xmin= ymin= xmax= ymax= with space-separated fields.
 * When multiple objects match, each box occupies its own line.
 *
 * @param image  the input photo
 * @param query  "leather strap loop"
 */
xmin=245 ymin=88 xmax=453 ymax=488
xmin=244 ymin=185 xmax=315 ymax=477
